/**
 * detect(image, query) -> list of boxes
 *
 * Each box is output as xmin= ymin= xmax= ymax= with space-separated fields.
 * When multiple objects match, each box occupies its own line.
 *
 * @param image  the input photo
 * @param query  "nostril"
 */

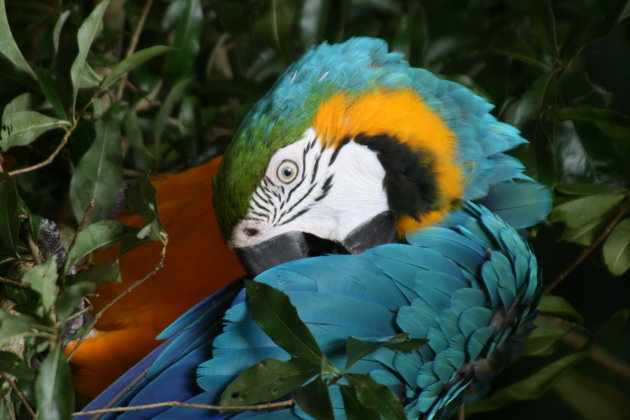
xmin=243 ymin=228 xmax=259 ymax=237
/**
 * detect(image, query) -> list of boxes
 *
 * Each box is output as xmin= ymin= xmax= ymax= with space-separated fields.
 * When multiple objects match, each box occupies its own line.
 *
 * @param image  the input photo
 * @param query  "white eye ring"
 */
xmin=276 ymin=160 xmax=299 ymax=183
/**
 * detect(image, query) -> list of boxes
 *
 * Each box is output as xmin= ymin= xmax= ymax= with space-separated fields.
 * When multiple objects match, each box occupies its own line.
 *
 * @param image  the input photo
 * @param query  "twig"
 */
xmin=8 ymin=128 xmax=73 ymax=177
xmin=457 ymin=403 xmax=465 ymax=420
xmin=67 ymin=238 xmax=168 ymax=360
xmin=544 ymin=201 xmax=630 ymax=294
xmin=67 ymin=199 xmax=96 ymax=256
xmin=1 ymin=373 xmax=36 ymax=418
xmin=116 ymin=0 xmax=154 ymax=100
xmin=72 ymin=398 xmax=295 ymax=416
xmin=539 ymin=314 xmax=630 ymax=382
xmin=0 ymin=275 xmax=29 ymax=288
xmin=26 ymin=232 xmax=41 ymax=265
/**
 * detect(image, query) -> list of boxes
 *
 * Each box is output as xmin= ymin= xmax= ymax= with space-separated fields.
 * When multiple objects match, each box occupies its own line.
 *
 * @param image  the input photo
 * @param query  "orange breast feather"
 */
xmin=66 ymin=157 xmax=244 ymax=400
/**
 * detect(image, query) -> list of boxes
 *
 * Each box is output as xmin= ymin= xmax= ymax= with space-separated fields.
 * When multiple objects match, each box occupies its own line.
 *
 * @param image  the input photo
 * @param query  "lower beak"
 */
xmin=234 ymin=211 xmax=396 ymax=276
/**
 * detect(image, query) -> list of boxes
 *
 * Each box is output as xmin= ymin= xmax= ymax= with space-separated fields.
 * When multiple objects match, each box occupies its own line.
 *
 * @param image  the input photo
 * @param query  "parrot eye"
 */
xmin=276 ymin=160 xmax=299 ymax=183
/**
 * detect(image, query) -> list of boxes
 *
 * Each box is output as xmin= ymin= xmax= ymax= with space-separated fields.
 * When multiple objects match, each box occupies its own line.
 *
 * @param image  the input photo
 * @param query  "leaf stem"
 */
xmin=8 ymin=126 xmax=74 ymax=177
xmin=544 ymin=201 xmax=630 ymax=293
xmin=66 ymin=198 xmax=96 ymax=257
xmin=66 ymin=237 xmax=168 ymax=360
xmin=1 ymin=373 xmax=36 ymax=419
xmin=116 ymin=0 xmax=153 ymax=100
xmin=0 ymin=275 xmax=29 ymax=288
xmin=72 ymin=398 xmax=294 ymax=416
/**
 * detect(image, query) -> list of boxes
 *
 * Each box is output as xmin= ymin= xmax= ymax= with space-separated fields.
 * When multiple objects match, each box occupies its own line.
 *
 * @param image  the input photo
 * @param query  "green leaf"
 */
xmin=603 ymin=217 xmax=630 ymax=275
xmin=2 ymin=92 xmax=31 ymax=117
xmin=154 ymin=77 xmax=192 ymax=144
xmin=553 ymin=371 xmax=630 ymax=420
xmin=506 ymin=70 xmax=558 ymax=127
xmin=0 ymin=111 xmax=70 ymax=151
xmin=163 ymin=0 xmax=203 ymax=81
xmin=70 ymin=0 xmax=111 ymax=107
xmin=74 ymin=260 xmax=121 ymax=284
xmin=0 ymin=174 xmax=20 ymax=254
xmin=299 ymin=0 xmax=332 ymax=46
xmin=555 ymin=107 xmax=630 ymax=139
xmin=100 ymin=46 xmax=177 ymax=92
xmin=0 ymin=0 xmax=35 ymax=78
xmin=292 ymin=376 xmax=333 ymax=420
xmin=64 ymin=220 xmax=126 ymax=275
xmin=529 ymin=0 xmax=558 ymax=56
xmin=345 ymin=334 xmax=426 ymax=371
xmin=0 ymin=351 xmax=33 ymax=381
xmin=487 ymin=29 xmax=551 ymax=71
xmin=345 ymin=373 xmax=406 ymax=420
xmin=538 ymin=295 xmax=584 ymax=324
xmin=522 ymin=318 xmax=567 ymax=356
xmin=598 ymin=308 xmax=630 ymax=333
xmin=69 ymin=115 xmax=123 ymax=225
xmin=125 ymin=176 xmax=166 ymax=244
xmin=35 ymin=347 xmax=74 ymax=420
xmin=467 ymin=352 xmax=586 ymax=414
xmin=220 ymin=358 xmax=319 ymax=406
xmin=21 ymin=257 xmax=59 ymax=312
xmin=35 ymin=68 xmax=69 ymax=120
xmin=340 ymin=385 xmax=380 ymax=420
xmin=245 ymin=280 xmax=324 ymax=365
xmin=0 ymin=310 xmax=35 ymax=347
xmin=549 ymin=193 xmax=626 ymax=228
xmin=52 ymin=10 xmax=71 ymax=55
xmin=555 ymin=182 xmax=622 ymax=196
xmin=124 ymin=108 xmax=152 ymax=171
xmin=55 ymin=281 xmax=95 ymax=321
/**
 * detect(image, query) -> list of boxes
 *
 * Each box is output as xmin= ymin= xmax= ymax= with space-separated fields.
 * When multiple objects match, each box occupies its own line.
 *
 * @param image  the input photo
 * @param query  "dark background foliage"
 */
xmin=0 ymin=0 xmax=628 ymax=419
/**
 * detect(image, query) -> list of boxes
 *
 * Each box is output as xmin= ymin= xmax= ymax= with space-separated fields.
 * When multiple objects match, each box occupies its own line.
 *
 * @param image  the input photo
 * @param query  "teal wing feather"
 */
xmin=152 ymin=202 xmax=541 ymax=419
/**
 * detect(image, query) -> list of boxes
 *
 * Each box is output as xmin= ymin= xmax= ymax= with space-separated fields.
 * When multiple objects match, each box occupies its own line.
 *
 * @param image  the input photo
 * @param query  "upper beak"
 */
xmin=234 ymin=211 xmax=396 ymax=276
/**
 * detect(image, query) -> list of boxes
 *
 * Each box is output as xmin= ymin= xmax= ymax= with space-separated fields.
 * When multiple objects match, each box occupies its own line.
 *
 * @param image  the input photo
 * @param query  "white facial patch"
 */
xmin=230 ymin=129 xmax=389 ymax=249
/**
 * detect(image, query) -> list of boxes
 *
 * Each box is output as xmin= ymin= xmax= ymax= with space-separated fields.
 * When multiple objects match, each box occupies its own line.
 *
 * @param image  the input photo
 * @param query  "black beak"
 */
xmin=234 ymin=211 xmax=396 ymax=276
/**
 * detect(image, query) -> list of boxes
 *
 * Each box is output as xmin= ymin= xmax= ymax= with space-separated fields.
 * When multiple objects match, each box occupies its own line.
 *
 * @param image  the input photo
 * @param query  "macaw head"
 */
xmin=214 ymin=38 xmax=525 ymax=275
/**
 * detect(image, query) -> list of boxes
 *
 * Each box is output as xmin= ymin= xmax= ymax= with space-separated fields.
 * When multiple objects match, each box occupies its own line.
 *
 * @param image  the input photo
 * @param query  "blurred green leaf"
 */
xmin=555 ymin=182 xmax=622 ymax=196
xmin=0 ymin=174 xmax=20 ymax=254
xmin=488 ymin=30 xmax=550 ymax=71
xmin=556 ymin=107 xmax=630 ymax=140
xmin=35 ymin=347 xmax=74 ymax=420
xmin=598 ymin=308 xmax=630 ymax=334
xmin=124 ymin=108 xmax=152 ymax=171
xmin=553 ymin=371 xmax=630 ymax=420
xmin=0 ymin=310 xmax=35 ymax=347
xmin=0 ymin=111 xmax=70 ymax=151
xmin=52 ymin=9 xmax=70 ymax=55
xmin=467 ymin=352 xmax=586 ymax=414
xmin=2 ymin=92 xmax=31 ymax=116
xmin=220 ymin=357 xmax=319 ymax=406
xmin=55 ymin=281 xmax=95 ymax=321
xmin=64 ymin=220 xmax=125 ymax=275
xmin=245 ymin=280 xmax=324 ymax=365
xmin=154 ymin=77 xmax=192 ymax=146
xmin=507 ymin=70 xmax=558 ymax=127
xmin=70 ymin=0 xmax=111 ymax=107
xmin=345 ymin=333 xmax=426 ymax=371
xmin=163 ymin=0 xmax=203 ymax=81
xmin=0 ymin=351 xmax=33 ymax=381
xmin=74 ymin=260 xmax=121 ymax=284
xmin=538 ymin=295 xmax=584 ymax=324
xmin=125 ymin=175 xmax=167 ymax=244
xmin=0 ymin=0 xmax=35 ymax=78
xmin=602 ymin=217 xmax=630 ymax=275
xmin=522 ymin=318 xmax=567 ymax=356
xmin=340 ymin=384 xmax=380 ymax=420
xmin=69 ymin=115 xmax=123 ymax=225
xmin=549 ymin=193 xmax=625 ymax=228
xmin=292 ymin=376 xmax=333 ymax=420
xmin=300 ymin=0 xmax=331 ymax=46
xmin=346 ymin=373 xmax=406 ymax=420
xmin=35 ymin=68 xmax=70 ymax=120
xmin=21 ymin=257 xmax=58 ymax=312
xmin=100 ymin=46 xmax=177 ymax=92
xmin=529 ymin=0 xmax=558 ymax=56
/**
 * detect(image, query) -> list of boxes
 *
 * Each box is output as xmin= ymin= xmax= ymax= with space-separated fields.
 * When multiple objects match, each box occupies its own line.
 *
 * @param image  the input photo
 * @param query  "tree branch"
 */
xmin=72 ymin=398 xmax=294 ymax=416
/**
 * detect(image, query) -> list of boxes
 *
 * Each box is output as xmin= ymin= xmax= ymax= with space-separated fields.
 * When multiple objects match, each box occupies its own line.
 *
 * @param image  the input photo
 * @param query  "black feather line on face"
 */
xmin=354 ymin=133 xmax=439 ymax=220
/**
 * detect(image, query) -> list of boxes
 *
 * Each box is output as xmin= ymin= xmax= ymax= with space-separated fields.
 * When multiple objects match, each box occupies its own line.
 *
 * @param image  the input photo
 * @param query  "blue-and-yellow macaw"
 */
xmin=79 ymin=37 xmax=551 ymax=419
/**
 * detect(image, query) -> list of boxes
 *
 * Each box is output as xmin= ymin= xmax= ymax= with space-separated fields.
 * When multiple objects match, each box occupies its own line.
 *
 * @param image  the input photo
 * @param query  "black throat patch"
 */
xmin=354 ymin=133 xmax=439 ymax=220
